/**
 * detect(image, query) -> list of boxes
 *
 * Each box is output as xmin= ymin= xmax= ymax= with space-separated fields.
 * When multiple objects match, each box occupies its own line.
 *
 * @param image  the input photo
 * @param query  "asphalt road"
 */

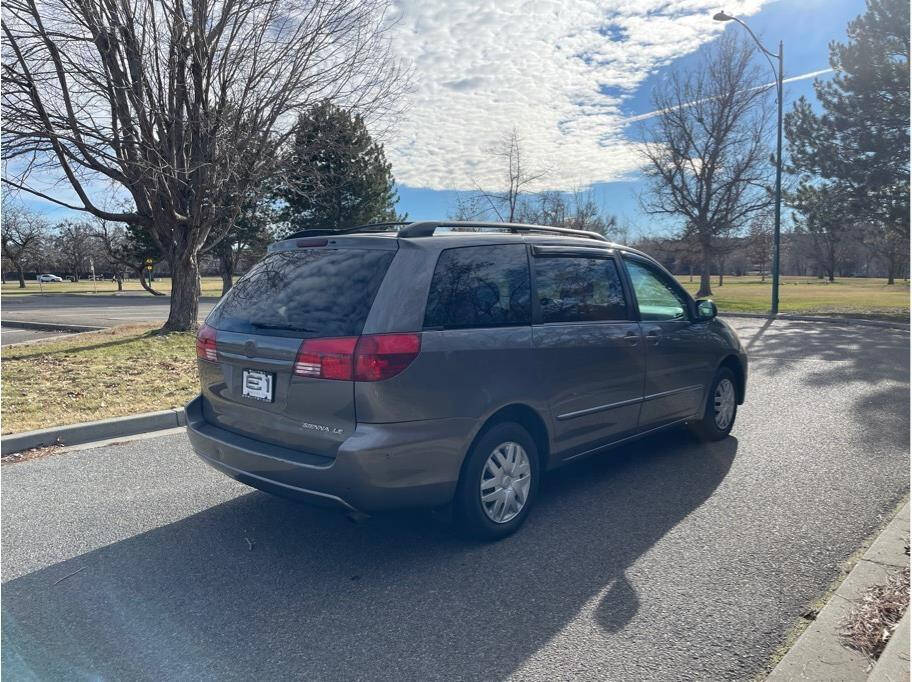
xmin=0 ymin=326 xmax=71 ymax=346
xmin=2 ymin=318 xmax=909 ymax=681
xmin=0 ymin=293 xmax=219 ymax=328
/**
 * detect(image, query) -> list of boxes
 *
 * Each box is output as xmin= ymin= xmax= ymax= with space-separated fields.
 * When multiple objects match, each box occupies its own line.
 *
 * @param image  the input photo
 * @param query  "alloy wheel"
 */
xmin=480 ymin=441 xmax=532 ymax=524
xmin=713 ymin=378 xmax=736 ymax=430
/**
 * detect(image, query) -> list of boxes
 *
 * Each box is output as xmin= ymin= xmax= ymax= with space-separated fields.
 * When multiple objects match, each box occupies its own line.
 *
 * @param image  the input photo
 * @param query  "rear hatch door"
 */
xmin=201 ymin=240 xmax=397 ymax=457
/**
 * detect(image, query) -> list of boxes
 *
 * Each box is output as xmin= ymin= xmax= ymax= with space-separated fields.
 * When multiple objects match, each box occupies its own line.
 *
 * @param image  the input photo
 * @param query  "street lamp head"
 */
xmin=713 ymin=11 xmax=734 ymax=21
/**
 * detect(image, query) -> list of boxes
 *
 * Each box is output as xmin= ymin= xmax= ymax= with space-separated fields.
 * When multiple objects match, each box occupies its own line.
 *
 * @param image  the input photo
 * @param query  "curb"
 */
xmin=1 ymin=408 xmax=187 ymax=455
xmin=767 ymin=501 xmax=910 ymax=681
xmin=869 ymin=610 xmax=910 ymax=681
xmin=720 ymin=312 xmax=910 ymax=331
xmin=1 ymin=320 xmax=105 ymax=333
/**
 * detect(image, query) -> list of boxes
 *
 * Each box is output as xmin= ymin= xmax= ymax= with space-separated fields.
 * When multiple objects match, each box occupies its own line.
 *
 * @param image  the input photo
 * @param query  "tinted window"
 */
xmin=535 ymin=256 xmax=628 ymax=323
xmin=207 ymin=248 xmax=394 ymax=338
xmin=424 ymin=245 xmax=531 ymax=329
xmin=624 ymin=258 xmax=688 ymax=321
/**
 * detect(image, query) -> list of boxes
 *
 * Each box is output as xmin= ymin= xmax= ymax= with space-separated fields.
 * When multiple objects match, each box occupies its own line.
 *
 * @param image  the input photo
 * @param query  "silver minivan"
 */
xmin=186 ymin=221 xmax=747 ymax=539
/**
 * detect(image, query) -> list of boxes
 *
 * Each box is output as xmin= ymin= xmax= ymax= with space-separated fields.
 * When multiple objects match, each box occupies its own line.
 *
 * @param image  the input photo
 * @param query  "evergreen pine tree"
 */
xmin=276 ymin=101 xmax=404 ymax=232
xmin=784 ymin=0 xmax=909 ymax=282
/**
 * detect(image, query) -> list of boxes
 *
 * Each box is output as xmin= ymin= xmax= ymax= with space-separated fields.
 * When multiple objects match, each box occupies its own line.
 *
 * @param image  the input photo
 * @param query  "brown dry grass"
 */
xmin=841 ymin=565 xmax=910 ymax=661
xmin=1 ymin=324 xmax=198 ymax=434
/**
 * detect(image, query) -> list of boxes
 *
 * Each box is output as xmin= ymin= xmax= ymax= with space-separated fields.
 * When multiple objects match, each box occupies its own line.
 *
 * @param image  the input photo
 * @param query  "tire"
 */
xmin=453 ymin=422 xmax=540 ymax=541
xmin=691 ymin=367 xmax=738 ymax=441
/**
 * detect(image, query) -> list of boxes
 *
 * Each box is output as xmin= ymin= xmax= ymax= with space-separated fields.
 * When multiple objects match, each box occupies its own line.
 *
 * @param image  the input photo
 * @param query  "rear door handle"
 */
xmin=624 ymin=331 xmax=639 ymax=346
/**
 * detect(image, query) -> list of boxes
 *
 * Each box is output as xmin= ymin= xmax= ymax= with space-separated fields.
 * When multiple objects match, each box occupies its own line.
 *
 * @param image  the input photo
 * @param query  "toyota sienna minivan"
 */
xmin=186 ymin=221 xmax=747 ymax=539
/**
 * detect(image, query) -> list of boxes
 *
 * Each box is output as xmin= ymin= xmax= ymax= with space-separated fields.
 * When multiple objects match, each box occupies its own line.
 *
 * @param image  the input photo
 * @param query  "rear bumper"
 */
xmin=185 ymin=395 xmax=475 ymax=512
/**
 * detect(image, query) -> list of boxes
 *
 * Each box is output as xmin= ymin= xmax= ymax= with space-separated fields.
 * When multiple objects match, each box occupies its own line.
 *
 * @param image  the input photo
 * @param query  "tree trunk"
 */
xmin=162 ymin=252 xmax=200 ymax=332
xmin=218 ymin=244 xmax=234 ymax=297
xmin=17 ymin=264 xmax=26 ymax=288
xmin=697 ymin=245 xmax=713 ymax=298
xmin=134 ymin=267 xmax=165 ymax=296
xmin=116 ymin=274 xmax=124 ymax=292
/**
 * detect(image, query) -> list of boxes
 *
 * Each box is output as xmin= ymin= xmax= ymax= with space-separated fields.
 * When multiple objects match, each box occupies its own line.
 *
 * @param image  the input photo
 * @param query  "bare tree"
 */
xmin=203 ymin=194 xmax=275 ymax=296
xmin=565 ymin=188 xmax=618 ymax=238
xmin=747 ymin=219 xmax=773 ymax=281
xmin=1 ymin=198 xmax=47 ymax=287
xmin=640 ymin=34 xmax=774 ymax=298
xmin=2 ymin=0 xmax=407 ymax=330
xmin=862 ymin=221 xmax=908 ymax=285
xmin=476 ymin=128 xmax=548 ymax=223
xmin=516 ymin=187 xmax=619 ymax=237
xmin=448 ymin=193 xmax=489 ymax=223
xmin=93 ymin=219 xmax=165 ymax=295
xmin=54 ymin=221 xmax=95 ymax=281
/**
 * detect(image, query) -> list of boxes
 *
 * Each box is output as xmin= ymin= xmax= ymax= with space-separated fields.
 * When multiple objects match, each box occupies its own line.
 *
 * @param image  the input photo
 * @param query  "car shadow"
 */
xmin=2 ymin=431 xmax=736 ymax=680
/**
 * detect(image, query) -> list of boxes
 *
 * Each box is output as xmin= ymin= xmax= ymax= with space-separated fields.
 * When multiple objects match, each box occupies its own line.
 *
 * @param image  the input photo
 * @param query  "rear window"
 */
xmin=207 ymin=248 xmax=395 ymax=338
xmin=424 ymin=244 xmax=531 ymax=329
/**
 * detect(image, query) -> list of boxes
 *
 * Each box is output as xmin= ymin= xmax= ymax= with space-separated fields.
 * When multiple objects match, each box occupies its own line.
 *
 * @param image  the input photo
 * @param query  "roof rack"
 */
xmin=279 ymin=220 xmax=610 ymax=243
xmin=283 ymin=222 xmax=410 ymax=239
xmin=397 ymin=221 xmax=609 ymax=242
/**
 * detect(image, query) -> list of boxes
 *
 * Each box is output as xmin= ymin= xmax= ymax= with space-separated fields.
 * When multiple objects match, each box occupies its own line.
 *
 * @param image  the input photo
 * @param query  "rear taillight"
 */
xmin=354 ymin=333 xmax=422 ymax=381
xmin=294 ymin=337 xmax=358 ymax=380
xmin=293 ymin=333 xmax=421 ymax=382
xmin=196 ymin=323 xmax=218 ymax=362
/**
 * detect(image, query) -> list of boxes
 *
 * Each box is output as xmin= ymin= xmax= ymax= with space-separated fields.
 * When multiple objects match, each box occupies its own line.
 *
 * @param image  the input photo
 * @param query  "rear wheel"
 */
xmin=691 ymin=367 xmax=738 ymax=441
xmin=454 ymin=422 xmax=539 ymax=540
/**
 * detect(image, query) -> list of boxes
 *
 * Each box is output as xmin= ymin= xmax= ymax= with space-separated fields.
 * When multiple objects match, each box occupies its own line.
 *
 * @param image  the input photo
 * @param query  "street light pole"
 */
xmin=713 ymin=11 xmax=783 ymax=316
xmin=771 ymin=40 xmax=783 ymax=316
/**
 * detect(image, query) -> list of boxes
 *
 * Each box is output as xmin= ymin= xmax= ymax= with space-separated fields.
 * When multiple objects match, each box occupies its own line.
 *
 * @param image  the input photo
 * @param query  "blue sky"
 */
xmin=18 ymin=0 xmax=867 ymax=236
xmin=392 ymin=0 xmax=868 ymax=235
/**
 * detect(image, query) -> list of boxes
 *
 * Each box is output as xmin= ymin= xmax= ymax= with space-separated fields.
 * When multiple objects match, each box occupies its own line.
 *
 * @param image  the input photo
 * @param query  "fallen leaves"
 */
xmin=840 ymin=565 xmax=910 ymax=661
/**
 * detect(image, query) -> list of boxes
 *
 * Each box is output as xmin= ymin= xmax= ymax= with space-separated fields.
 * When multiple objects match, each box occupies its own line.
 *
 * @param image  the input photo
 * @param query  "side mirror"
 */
xmin=696 ymin=299 xmax=717 ymax=320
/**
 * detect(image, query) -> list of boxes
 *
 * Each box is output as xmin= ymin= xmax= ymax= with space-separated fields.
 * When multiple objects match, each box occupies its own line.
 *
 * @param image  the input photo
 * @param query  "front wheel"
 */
xmin=691 ymin=368 xmax=738 ymax=441
xmin=453 ymin=422 xmax=540 ymax=541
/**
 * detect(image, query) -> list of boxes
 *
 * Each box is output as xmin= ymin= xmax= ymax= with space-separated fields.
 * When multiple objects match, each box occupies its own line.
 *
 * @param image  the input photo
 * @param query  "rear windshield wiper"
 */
xmin=250 ymin=322 xmax=319 ymax=333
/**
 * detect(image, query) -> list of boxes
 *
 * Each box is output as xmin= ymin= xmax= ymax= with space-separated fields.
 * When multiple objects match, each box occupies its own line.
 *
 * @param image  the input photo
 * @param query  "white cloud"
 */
xmin=384 ymin=0 xmax=767 ymax=191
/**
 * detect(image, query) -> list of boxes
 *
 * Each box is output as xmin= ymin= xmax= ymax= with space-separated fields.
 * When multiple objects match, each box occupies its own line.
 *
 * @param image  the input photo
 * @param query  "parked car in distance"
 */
xmin=186 ymin=221 xmax=748 ymax=539
xmin=37 ymin=274 xmax=63 ymax=282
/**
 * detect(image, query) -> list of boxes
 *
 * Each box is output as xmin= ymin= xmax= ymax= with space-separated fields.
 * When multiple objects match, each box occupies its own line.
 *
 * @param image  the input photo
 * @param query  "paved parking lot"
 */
xmin=0 ymin=326 xmax=72 ymax=346
xmin=1 ymin=293 xmax=218 ymax=328
xmin=1 ymin=318 xmax=909 ymax=680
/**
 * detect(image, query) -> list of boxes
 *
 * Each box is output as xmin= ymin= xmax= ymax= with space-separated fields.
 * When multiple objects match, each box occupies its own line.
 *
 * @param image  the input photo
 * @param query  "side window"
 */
xmin=534 ymin=256 xmax=628 ymax=323
xmin=624 ymin=258 xmax=688 ymax=321
xmin=424 ymin=244 xmax=531 ymax=329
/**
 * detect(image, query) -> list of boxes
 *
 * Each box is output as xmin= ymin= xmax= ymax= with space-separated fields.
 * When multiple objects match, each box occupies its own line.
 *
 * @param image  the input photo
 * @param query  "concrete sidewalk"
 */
xmin=768 ymin=501 xmax=910 ymax=681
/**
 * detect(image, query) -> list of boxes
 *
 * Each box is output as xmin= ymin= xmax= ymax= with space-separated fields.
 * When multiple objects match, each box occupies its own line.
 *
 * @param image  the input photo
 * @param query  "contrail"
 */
xmin=621 ymin=68 xmax=833 ymax=126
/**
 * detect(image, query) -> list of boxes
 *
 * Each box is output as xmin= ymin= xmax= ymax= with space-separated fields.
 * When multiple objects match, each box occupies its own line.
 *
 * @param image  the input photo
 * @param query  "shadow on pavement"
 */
xmin=746 ymin=320 xmax=909 ymax=387
xmin=2 ymin=430 xmax=736 ymax=680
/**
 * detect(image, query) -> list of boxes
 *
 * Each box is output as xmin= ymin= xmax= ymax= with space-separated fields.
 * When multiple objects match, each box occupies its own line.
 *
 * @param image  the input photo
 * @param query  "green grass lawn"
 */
xmin=1 ymin=276 xmax=225 ymax=297
xmin=1 ymin=325 xmax=199 ymax=434
xmin=676 ymin=275 xmax=910 ymax=321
